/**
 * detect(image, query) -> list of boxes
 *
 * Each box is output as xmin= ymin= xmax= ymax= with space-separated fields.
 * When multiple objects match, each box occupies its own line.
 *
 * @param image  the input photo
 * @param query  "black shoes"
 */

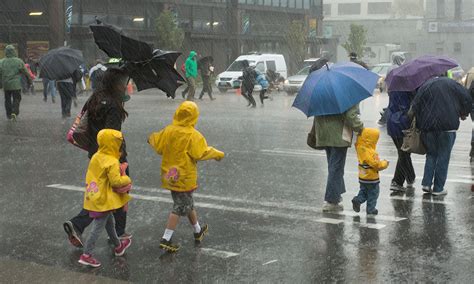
xmin=194 ymin=224 xmax=209 ymax=243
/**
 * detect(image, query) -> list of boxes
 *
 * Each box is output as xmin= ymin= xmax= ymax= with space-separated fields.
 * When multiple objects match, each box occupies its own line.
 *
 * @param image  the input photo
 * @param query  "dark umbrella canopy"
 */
xmin=39 ymin=47 xmax=84 ymax=80
xmin=90 ymin=24 xmax=153 ymax=62
xmin=386 ymin=55 xmax=458 ymax=92
xmin=198 ymin=56 xmax=214 ymax=67
xmin=124 ymin=52 xmax=185 ymax=97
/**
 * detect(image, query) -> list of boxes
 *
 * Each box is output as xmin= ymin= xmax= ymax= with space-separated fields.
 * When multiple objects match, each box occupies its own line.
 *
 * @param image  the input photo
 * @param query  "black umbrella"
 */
xmin=90 ymin=24 xmax=153 ymax=62
xmin=39 ymin=47 xmax=84 ymax=80
xmin=198 ymin=56 xmax=214 ymax=67
xmin=124 ymin=52 xmax=185 ymax=97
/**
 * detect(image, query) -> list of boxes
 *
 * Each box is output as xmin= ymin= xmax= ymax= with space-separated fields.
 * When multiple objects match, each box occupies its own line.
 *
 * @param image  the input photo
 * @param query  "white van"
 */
xmin=215 ymin=53 xmax=287 ymax=93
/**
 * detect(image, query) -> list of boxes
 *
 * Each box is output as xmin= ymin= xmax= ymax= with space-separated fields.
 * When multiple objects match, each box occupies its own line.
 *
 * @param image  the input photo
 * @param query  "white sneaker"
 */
xmin=432 ymin=189 xmax=447 ymax=196
xmin=422 ymin=185 xmax=431 ymax=194
xmin=390 ymin=182 xmax=406 ymax=192
xmin=406 ymin=182 xmax=415 ymax=190
xmin=322 ymin=202 xmax=344 ymax=212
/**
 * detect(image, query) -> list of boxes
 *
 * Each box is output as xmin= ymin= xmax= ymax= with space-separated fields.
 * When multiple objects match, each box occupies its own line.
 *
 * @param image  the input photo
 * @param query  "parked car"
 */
xmin=371 ymin=63 xmax=393 ymax=92
xmin=215 ymin=53 xmax=287 ymax=93
xmin=283 ymin=65 xmax=310 ymax=96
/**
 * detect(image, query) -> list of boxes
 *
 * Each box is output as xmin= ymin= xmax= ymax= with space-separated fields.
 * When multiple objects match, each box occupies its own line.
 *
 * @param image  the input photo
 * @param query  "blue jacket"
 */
xmin=256 ymin=73 xmax=269 ymax=89
xmin=412 ymin=77 xmax=471 ymax=132
xmin=386 ymin=91 xmax=413 ymax=138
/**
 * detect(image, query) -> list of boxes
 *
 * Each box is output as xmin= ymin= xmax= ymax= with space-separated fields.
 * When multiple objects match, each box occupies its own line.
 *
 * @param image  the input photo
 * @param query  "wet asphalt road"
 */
xmin=0 ymin=88 xmax=473 ymax=283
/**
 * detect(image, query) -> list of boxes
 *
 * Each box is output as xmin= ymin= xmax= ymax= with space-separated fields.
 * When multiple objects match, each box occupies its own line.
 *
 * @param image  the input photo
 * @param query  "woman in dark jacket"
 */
xmin=386 ymin=91 xmax=416 ymax=192
xmin=63 ymin=68 xmax=131 ymax=247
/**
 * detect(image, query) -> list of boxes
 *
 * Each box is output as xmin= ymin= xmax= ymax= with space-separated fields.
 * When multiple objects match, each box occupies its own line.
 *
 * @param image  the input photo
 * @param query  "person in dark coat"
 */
xmin=198 ymin=59 xmax=215 ymax=100
xmin=63 ymin=68 xmax=132 ymax=248
xmin=386 ymin=91 xmax=416 ymax=192
xmin=239 ymin=60 xmax=257 ymax=108
xmin=410 ymin=77 xmax=472 ymax=195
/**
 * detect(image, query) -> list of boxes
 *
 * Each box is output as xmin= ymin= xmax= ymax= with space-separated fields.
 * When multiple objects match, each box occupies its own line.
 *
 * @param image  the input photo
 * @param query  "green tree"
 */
xmin=285 ymin=20 xmax=307 ymax=71
xmin=342 ymin=24 xmax=367 ymax=57
xmin=155 ymin=10 xmax=184 ymax=51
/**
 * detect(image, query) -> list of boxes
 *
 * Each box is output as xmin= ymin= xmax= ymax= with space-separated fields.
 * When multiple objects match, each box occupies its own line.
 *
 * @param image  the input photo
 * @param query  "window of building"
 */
xmin=436 ymin=47 xmax=444 ymax=55
xmin=454 ymin=0 xmax=462 ymax=20
xmin=323 ymin=4 xmax=331 ymax=16
xmin=367 ymin=2 xmax=391 ymax=14
xmin=338 ymin=3 xmax=361 ymax=15
xmin=437 ymin=0 xmax=445 ymax=19
xmin=454 ymin=42 xmax=461 ymax=53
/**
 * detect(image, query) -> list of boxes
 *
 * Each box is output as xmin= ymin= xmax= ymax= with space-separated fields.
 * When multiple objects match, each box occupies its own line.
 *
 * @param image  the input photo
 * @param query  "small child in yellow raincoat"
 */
xmin=79 ymin=129 xmax=133 ymax=267
xmin=352 ymin=128 xmax=389 ymax=215
xmin=149 ymin=101 xmax=224 ymax=253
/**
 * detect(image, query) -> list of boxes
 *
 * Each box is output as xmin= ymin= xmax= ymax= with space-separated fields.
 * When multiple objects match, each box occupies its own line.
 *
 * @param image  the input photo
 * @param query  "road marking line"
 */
xmin=262 ymin=259 xmax=278 ymax=266
xmin=335 ymin=210 xmax=406 ymax=222
xmin=389 ymin=195 xmax=452 ymax=205
xmin=46 ymin=184 xmax=388 ymax=229
xmin=261 ymin=149 xmax=472 ymax=169
xmin=51 ymin=184 xmax=405 ymax=223
xmin=316 ymin=217 xmax=345 ymax=225
xmin=200 ymin=248 xmax=239 ymax=259
xmin=356 ymin=223 xmax=386 ymax=230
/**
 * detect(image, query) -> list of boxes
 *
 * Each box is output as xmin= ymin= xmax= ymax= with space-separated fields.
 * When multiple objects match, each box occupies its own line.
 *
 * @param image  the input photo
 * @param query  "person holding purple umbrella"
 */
xmin=409 ymin=76 xmax=471 ymax=195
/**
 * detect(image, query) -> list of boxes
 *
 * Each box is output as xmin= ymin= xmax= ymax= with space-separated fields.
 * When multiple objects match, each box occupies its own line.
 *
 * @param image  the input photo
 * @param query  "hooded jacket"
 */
xmin=185 ymin=51 xmax=198 ymax=79
xmin=0 ymin=45 xmax=31 ymax=91
xmin=355 ymin=128 xmax=388 ymax=183
xmin=148 ymin=101 xmax=224 ymax=192
xmin=386 ymin=91 xmax=414 ymax=138
xmin=84 ymin=129 xmax=132 ymax=212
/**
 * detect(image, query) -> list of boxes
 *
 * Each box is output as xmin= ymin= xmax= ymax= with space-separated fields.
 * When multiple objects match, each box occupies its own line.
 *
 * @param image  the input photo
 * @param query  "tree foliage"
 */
xmin=342 ymin=24 xmax=367 ymax=57
xmin=285 ymin=21 xmax=307 ymax=69
xmin=155 ymin=10 xmax=184 ymax=51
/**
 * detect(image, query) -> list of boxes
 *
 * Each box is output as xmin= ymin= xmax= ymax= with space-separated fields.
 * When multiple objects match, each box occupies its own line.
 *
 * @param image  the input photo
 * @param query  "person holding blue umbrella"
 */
xmin=294 ymin=62 xmax=379 ymax=212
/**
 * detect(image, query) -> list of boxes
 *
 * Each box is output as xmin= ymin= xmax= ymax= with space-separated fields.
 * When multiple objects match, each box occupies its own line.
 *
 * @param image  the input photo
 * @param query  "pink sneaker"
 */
xmin=115 ymin=238 xmax=132 ymax=256
xmin=78 ymin=254 xmax=101 ymax=268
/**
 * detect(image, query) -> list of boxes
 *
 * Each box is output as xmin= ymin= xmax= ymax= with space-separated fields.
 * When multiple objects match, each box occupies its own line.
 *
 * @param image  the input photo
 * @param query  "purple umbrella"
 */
xmin=385 ymin=55 xmax=458 ymax=92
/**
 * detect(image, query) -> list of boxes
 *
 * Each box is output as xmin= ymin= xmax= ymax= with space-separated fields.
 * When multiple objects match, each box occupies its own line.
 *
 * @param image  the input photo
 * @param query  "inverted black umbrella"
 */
xmin=198 ymin=56 xmax=214 ymax=67
xmin=90 ymin=24 xmax=153 ymax=62
xmin=124 ymin=52 xmax=185 ymax=97
xmin=39 ymin=47 xmax=84 ymax=80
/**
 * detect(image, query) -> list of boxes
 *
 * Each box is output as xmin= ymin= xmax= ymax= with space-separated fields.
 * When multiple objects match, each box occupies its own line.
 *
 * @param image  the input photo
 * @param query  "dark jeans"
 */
xmin=324 ymin=147 xmax=348 ymax=203
xmin=392 ymin=137 xmax=416 ymax=186
xmin=242 ymin=84 xmax=256 ymax=106
xmin=354 ymin=183 xmax=380 ymax=213
xmin=421 ymin=131 xmax=456 ymax=192
xmin=57 ymin=82 xmax=74 ymax=117
xmin=4 ymin=90 xmax=21 ymax=119
xmin=199 ymin=75 xmax=213 ymax=99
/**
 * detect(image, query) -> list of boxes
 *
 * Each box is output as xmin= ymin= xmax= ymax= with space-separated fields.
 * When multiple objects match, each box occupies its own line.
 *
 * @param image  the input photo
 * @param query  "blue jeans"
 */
xmin=42 ymin=79 xmax=56 ymax=99
xmin=324 ymin=147 xmax=348 ymax=203
xmin=421 ymin=131 xmax=456 ymax=192
xmin=354 ymin=183 xmax=380 ymax=213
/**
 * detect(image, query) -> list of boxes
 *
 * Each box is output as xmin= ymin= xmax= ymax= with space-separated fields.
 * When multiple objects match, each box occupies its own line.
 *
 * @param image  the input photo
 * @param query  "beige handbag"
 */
xmin=401 ymin=118 xmax=426 ymax=155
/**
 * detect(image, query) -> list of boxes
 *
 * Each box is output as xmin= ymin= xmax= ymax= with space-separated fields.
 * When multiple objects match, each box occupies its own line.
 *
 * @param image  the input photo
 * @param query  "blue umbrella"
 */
xmin=292 ymin=62 xmax=379 ymax=117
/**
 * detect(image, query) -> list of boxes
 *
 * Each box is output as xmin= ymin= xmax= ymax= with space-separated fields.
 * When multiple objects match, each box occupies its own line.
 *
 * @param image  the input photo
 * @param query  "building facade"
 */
xmin=1 ymin=0 xmax=337 ymax=74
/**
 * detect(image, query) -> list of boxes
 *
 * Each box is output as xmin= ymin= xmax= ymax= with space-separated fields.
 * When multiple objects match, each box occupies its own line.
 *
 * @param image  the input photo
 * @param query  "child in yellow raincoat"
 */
xmin=352 ymin=128 xmax=389 ymax=215
xmin=148 ymin=101 xmax=224 ymax=253
xmin=79 ymin=129 xmax=133 ymax=267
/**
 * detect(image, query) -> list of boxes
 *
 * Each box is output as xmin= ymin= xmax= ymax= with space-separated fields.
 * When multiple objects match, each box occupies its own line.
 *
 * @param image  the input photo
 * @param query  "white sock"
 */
xmin=162 ymin=229 xmax=174 ymax=241
xmin=193 ymin=222 xmax=201 ymax=234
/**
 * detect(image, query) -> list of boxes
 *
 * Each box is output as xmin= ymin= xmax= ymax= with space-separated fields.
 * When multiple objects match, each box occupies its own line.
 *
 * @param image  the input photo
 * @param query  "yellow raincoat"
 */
xmin=355 ymin=128 xmax=388 ymax=183
xmin=84 ymin=129 xmax=132 ymax=212
xmin=148 ymin=101 xmax=225 ymax=192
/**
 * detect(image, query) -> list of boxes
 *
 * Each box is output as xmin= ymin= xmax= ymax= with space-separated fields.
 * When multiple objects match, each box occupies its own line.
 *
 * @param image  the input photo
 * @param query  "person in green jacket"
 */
xmin=0 ymin=45 xmax=31 ymax=121
xmin=310 ymin=104 xmax=364 ymax=212
xmin=185 ymin=51 xmax=198 ymax=101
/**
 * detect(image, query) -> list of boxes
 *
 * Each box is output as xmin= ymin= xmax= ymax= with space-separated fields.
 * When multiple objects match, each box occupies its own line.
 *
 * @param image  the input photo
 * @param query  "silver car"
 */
xmin=283 ymin=66 xmax=310 ymax=96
